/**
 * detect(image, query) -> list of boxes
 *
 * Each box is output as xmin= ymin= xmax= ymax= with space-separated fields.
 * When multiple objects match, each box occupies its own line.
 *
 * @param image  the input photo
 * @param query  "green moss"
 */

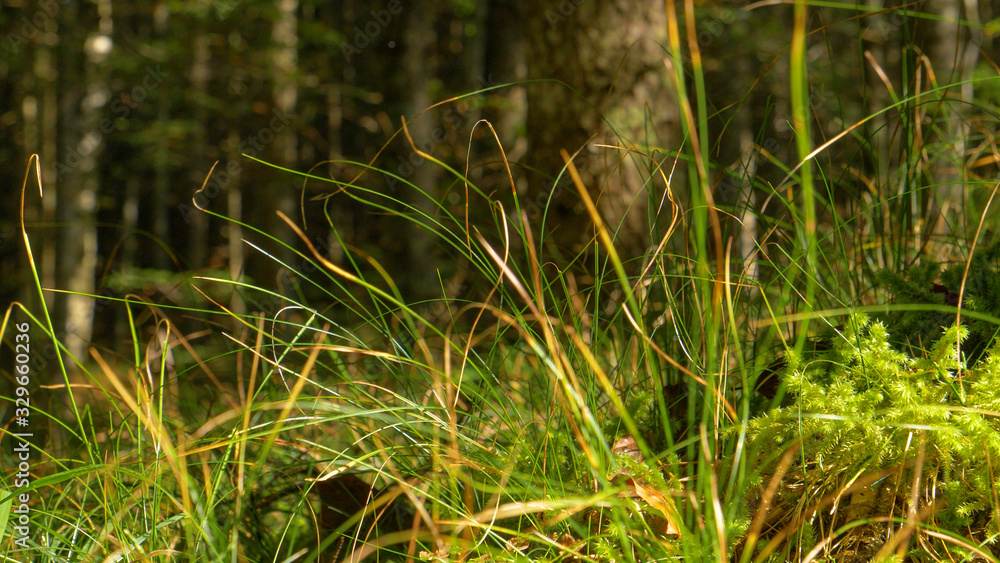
xmin=749 ymin=314 xmax=1000 ymax=529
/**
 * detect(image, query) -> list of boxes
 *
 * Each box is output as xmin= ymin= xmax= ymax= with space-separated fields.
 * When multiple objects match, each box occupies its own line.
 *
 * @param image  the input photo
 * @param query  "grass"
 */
xmin=4 ymin=2 xmax=1000 ymax=562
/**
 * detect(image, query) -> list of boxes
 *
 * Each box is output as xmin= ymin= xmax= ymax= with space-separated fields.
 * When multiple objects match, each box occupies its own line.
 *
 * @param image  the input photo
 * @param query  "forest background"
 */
xmin=3 ymin=1 xmax=1000 ymax=561
xmin=1 ymin=0 xmax=991 ymax=366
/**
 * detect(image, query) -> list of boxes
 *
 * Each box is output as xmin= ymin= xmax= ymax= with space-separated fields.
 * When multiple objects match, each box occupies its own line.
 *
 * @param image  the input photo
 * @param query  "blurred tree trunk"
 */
xmin=0 ymin=8 xmax=58 ymax=324
xmin=37 ymin=25 xmax=59 ymax=314
xmin=324 ymin=84 xmax=345 ymax=265
xmin=55 ymin=0 xmax=106 ymax=362
xmin=227 ymin=128 xmax=245 ymax=317
xmin=117 ymin=176 xmax=139 ymax=345
xmin=483 ymin=0 xmax=528 ymax=169
xmin=150 ymin=8 xmax=170 ymax=271
xmin=40 ymin=51 xmax=59 ymax=195
xmin=189 ymin=32 xmax=211 ymax=271
xmin=524 ymin=0 xmax=678 ymax=258
xmin=399 ymin=4 xmax=440 ymax=299
xmin=695 ymin=4 xmax=759 ymax=291
xmin=924 ymin=0 xmax=981 ymax=238
xmin=1 ymin=36 xmax=28 ymax=309
xmin=268 ymin=0 xmax=299 ymax=283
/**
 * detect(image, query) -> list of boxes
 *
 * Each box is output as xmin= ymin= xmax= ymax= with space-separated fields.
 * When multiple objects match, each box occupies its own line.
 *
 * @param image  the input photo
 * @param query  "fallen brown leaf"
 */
xmin=628 ymin=477 xmax=682 ymax=536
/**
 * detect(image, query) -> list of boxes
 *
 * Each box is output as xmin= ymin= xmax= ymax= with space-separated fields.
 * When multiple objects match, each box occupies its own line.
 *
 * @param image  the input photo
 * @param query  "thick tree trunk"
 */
xmin=524 ymin=0 xmax=678 ymax=258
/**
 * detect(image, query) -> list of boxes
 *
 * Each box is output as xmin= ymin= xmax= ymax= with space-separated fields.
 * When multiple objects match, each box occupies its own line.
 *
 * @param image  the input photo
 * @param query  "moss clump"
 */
xmin=749 ymin=314 xmax=1000 ymax=533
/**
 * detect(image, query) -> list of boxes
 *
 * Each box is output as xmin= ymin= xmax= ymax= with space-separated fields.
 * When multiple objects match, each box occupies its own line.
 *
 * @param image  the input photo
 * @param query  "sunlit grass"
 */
xmin=2 ymin=3 xmax=1000 ymax=562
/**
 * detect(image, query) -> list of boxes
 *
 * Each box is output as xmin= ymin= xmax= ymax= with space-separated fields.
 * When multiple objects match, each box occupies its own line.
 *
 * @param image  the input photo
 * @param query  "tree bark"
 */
xmin=524 ymin=0 xmax=678 ymax=258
